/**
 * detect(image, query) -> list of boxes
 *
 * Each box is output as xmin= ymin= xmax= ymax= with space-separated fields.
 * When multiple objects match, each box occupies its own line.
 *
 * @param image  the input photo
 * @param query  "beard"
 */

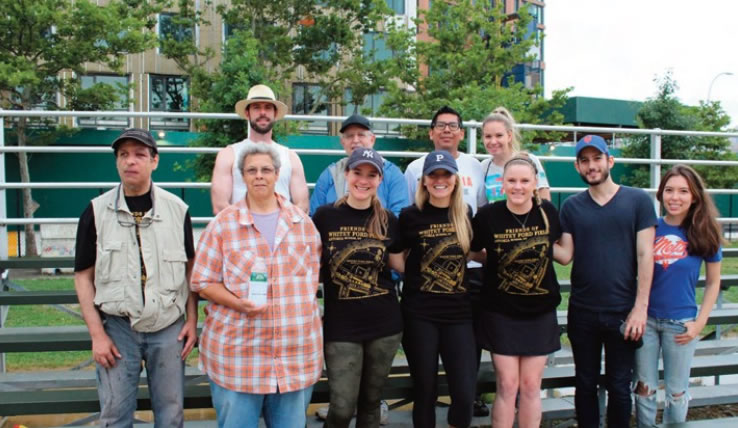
xmin=578 ymin=167 xmax=610 ymax=186
xmin=250 ymin=117 xmax=274 ymax=135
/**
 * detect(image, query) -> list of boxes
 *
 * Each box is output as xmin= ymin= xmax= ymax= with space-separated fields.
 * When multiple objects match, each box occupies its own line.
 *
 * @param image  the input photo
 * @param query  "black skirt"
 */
xmin=475 ymin=309 xmax=561 ymax=356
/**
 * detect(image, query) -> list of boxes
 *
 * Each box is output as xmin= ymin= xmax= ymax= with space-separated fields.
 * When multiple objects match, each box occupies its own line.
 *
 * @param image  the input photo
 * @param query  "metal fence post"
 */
xmin=0 ymin=117 xmax=6 ymax=261
xmin=0 ymin=117 xmax=5 ymax=373
xmin=650 ymin=130 xmax=662 ymax=212
xmin=467 ymin=123 xmax=477 ymax=155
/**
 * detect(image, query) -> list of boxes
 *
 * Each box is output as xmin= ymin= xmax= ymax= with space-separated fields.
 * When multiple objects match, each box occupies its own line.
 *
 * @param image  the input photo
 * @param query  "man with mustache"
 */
xmin=211 ymin=84 xmax=309 ymax=214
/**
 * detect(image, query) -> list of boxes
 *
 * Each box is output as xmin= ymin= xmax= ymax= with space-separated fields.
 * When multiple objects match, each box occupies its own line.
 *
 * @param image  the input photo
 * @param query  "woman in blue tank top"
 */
xmin=634 ymin=164 xmax=723 ymax=427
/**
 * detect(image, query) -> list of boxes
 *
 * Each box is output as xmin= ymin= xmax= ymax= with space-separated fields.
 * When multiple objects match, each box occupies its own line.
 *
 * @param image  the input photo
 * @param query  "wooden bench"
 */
xmin=2 ymin=258 xmax=738 ymax=425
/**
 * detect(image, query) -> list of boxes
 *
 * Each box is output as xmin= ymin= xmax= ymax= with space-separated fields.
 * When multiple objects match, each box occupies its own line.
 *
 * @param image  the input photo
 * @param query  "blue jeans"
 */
xmin=96 ymin=314 xmax=185 ymax=428
xmin=568 ymin=306 xmax=636 ymax=428
xmin=634 ymin=317 xmax=696 ymax=427
xmin=209 ymin=380 xmax=312 ymax=428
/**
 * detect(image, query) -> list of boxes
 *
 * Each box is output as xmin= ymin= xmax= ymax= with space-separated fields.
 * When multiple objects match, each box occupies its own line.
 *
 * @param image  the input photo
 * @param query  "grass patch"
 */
xmin=4 ymin=276 xmax=205 ymax=371
xmin=4 ymin=242 xmax=737 ymax=371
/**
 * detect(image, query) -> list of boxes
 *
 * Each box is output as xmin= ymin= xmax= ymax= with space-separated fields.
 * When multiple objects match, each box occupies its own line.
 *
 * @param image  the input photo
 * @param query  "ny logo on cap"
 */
xmin=362 ymin=150 xmax=374 ymax=158
xmin=584 ymin=135 xmax=592 ymax=143
xmin=435 ymin=154 xmax=445 ymax=162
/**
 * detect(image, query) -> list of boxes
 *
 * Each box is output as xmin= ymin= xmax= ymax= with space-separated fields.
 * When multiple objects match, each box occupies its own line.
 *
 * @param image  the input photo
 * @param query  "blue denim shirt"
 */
xmin=309 ymin=158 xmax=410 ymax=217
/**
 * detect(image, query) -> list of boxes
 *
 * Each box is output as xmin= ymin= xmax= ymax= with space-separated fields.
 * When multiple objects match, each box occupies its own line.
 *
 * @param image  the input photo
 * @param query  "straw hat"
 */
xmin=235 ymin=84 xmax=288 ymax=120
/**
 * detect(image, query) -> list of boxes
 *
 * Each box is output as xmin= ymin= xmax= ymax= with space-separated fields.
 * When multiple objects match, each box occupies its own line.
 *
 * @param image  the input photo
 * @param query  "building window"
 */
xmin=159 ymin=13 xmax=194 ymax=44
xmin=344 ymin=90 xmax=398 ymax=136
xmin=149 ymin=75 xmax=189 ymax=130
xmin=527 ymin=3 xmax=543 ymax=26
xmin=527 ymin=27 xmax=542 ymax=61
xmin=223 ymin=22 xmax=246 ymax=41
xmin=77 ymin=75 xmax=130 ymax=129
xmin=292 ymin=83 xmax=329 ymax=134
xmin=386 ymin=0 xmax=405 ymax=14
xmin=363 ymin=32 xmax=394 ymax=62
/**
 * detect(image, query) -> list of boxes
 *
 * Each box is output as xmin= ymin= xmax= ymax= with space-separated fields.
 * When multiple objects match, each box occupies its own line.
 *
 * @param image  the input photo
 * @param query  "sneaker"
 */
xmin=473 ymin=398 xmax=489 ymax=417
xmin=315 ymin=401 xmax=389 ymax=424
xmin=315 ymin=405 xmax=329 ymax=420
xmin=380 ymin=400 xmax=389 ymax=425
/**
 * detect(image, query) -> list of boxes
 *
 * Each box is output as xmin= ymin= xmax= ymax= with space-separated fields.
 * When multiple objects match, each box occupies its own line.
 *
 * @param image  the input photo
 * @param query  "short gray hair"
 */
xmin=237 ymin=143 xmax=282 ymax=174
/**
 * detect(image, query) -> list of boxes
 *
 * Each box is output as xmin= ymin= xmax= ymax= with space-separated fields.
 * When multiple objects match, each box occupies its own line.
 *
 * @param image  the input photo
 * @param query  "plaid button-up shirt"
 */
xmin=191 ymin=195 xmax=323 ymax=393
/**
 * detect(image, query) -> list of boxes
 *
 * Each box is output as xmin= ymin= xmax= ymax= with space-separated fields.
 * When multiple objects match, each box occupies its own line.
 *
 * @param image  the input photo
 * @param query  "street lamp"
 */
xmin=707 ymin=72 xmax=734 ymax=101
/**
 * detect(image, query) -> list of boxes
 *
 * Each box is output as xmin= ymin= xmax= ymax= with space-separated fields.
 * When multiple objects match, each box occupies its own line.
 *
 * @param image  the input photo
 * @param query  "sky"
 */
xmin=544 ymin=0 xmax=738 ymax=128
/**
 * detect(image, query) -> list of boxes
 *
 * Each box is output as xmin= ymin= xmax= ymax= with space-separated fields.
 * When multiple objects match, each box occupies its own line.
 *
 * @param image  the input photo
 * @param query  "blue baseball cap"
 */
xmin=346 ymin=147 xmax=384 ymax=175
xmin=575 ymin=135 xmax=609 ymax=157
xmin=423 ymin=150 xmax=458 ymax=175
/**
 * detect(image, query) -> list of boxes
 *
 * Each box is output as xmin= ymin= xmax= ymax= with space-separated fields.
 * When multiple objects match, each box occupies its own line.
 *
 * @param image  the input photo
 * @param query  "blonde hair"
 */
xmin=503 ymin=152 xmax=541 ymax=206
xmin=415 ymin=173 xmax=473 ymax=253
xmin=334 ymin=195 xmax=388 ymax=240
xmin=482 ymin=106 xmax=521 ymax=153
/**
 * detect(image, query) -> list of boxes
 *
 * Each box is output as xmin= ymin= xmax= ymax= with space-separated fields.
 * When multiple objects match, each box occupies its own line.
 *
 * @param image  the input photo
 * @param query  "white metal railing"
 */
xmin=1 ymin=109 xmax=738 ymax=256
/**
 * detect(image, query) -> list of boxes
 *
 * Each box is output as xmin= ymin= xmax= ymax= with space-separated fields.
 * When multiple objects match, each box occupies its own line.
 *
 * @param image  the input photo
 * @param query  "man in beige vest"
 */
xmin=210 ymin=84 xmax=309 ymax=214
xmin=73 ymin=128 xmax=198 ymax=427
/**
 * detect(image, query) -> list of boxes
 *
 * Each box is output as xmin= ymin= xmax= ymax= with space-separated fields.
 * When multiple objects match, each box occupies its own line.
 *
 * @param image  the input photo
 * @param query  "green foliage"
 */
xmin=380 ymin=0 xmax=569 ymax=148
xmin=0 ymin=0 xmax=160 ymax=254
xmin=621 ymin=72 xmax=738 ymax=189
xmin=164 ymin=0 xmax=406 ymax=109
xmin=0 ymin=0 xmax=158 ymax=111
xmin=185 ymin=30 xmax=298 ymax=181
xmin=165 ymin=0 xmax=410 ymax=180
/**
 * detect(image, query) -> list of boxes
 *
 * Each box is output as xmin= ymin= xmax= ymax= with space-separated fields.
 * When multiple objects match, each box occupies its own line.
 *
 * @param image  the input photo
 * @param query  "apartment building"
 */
xmin=69 ymin=0 xmax=543 ymax=134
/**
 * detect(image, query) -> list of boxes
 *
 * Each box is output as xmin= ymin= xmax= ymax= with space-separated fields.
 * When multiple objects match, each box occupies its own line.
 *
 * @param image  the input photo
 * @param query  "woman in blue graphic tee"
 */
xmin=634 ymin=164 xmax=723 ymax=427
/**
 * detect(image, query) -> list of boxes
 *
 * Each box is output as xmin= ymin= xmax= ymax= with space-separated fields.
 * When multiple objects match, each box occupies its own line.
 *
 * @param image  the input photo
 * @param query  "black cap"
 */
xmin=346 ymin=147 xmax=384 ymax=175
xmin=340 ymin=114 xmax=372 ymax=133
xmin=111 ymin=128 xmax=158 ymax=154
xmin=423 ymin=150 xmax=458 ymax=175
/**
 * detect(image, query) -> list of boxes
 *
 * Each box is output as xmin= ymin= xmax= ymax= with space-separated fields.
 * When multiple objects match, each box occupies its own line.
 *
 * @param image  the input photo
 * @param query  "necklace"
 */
xmin=509 ymin=208 xmax=531 ymax=229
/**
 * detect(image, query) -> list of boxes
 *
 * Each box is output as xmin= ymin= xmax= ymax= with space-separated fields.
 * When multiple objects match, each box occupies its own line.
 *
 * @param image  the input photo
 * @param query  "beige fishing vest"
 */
xmin=91 ymin=185 xmax=189 ymax=332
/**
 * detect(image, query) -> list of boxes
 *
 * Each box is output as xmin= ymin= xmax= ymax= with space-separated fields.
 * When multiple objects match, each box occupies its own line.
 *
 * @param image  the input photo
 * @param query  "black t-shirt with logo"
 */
xmin=399 ymin=203 xmax=472 ymax=323
xmin=312 ymin=203 xmax=403 ymax=342
xmin=471 ymin=199 xmax=562 ymax=318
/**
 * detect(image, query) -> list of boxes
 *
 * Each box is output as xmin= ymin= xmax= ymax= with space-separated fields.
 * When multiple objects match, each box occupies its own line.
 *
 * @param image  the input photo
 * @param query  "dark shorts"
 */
xmin=476 ymin=309 xmax=561 ymax=356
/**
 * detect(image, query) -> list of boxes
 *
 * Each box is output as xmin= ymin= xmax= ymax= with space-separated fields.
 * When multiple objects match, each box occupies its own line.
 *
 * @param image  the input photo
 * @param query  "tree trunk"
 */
xmin=16 ymin=118 xmax=39 ymax=257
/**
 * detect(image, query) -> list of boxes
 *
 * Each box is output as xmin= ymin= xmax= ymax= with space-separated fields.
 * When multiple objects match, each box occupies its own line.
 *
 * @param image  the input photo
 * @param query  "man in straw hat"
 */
xmin=211 ymin=84 xmax=309 ymax=214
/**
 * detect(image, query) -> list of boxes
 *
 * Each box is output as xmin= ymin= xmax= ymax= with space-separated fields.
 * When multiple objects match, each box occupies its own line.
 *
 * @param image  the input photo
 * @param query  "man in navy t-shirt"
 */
xmin=557 ymin=135 xmax=657 ymax=428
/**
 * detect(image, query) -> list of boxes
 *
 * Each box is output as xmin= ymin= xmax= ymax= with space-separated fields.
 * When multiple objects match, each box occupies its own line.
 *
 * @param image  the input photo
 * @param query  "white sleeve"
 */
xmin=404 ymin=157 xmax=422 ymax=202
xmin=530 ymin=154 xmax=550 ymax=189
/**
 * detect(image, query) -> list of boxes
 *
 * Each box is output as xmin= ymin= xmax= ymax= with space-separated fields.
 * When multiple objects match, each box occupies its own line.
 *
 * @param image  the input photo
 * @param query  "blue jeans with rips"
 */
xmin=567 ymin=306 xmax=637 ymax=428
xmin=209 ymin=380 xmax=313 ymax=428
xmin=96 ymin=314 xmax=185 ymax=428
xmin=634 ymin=317 xmax=697 ymax=427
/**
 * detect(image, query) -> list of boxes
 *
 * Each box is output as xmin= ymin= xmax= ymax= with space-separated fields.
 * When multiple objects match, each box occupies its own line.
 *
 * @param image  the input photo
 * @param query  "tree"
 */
xmin=621 ymin=72 xmax=738 ymax=189
xmin=0 ymin=0 xmax=159 ymax=255
xmin=184 ymin=30 xmax=296 ymax=180
xmin=380 ymin=0 xmax=569 ymax=150
xmin=162 ymin=0 xmax=414 ymax=180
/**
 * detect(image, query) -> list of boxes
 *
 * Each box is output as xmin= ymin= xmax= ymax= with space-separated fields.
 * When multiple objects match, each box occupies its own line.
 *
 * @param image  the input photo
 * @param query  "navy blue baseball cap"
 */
xmin=346 ymin=147 xmax=384 ymax=175
xmin=423 ymin=150 xmax=458 ymax=175
xmin=575 ymin=135 xmax=609 ymax=157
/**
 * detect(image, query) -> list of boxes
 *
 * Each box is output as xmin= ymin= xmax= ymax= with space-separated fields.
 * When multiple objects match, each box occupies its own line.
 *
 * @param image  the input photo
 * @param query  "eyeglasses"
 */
xmin=341 ymin=131 xmax=372 ymax=140
xmin=432 ymin=121 xmax=460 ymax=131
xmin=114 ymin=184 xmax=155 ymax=228
xmin=245 ymin=167 xmax=276 ymax=176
